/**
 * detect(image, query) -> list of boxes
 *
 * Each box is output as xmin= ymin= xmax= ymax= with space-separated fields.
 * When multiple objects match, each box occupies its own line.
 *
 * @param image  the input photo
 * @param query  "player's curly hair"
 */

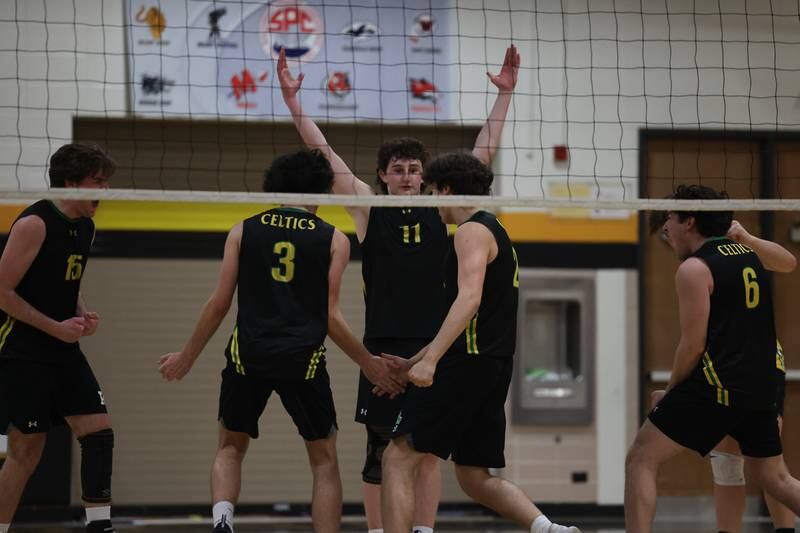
xmin=423 ymin=152 xmax=493 ymax=196
xmin=655 ymin=184 xmax=733 ymax=238
xmin=375 ymin=137 xmax=429 ymax=193
xmin=263 ymin=149 xmax=334 ymax=194
xmin=49 ymin=143 xmax=115 ymax=188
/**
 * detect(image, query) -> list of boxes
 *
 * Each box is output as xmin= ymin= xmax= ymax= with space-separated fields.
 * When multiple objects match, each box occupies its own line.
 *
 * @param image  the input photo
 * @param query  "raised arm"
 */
xmin=325 ymin=230 xmax=403 ymax=395
xmin=159 ymin=222 xmax=241 ymax=381
xmin=472 ymin=44 xmax=520 ymax=166
xmin=0 ymin=216 xmax=85 ymax=343
xmin=277 ymin=49 xmax=373 ymax=214
xmin=727 ymin=220 xmax=797 ymax=273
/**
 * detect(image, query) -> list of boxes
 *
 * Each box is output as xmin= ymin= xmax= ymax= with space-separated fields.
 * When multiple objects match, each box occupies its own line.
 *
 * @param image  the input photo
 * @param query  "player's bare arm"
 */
xmin=325 ymin=229 xmax=403 ymax=396
xmin=728 ymin=220 xmax=797 ymax=273
xmin=408 ymin=222 xmax=495 ymax=387
xmin=0 ymin=215 xmax=86 ymax=343
xmin=665 ymin=257 xmax=712 ymax=392
xmin=277 ymin=48 xmax=371 ymax=231
xmin=472 ymin=44 xmax=520 ymax=166
xmin=159 ymin=222 xmax=241 ymax=381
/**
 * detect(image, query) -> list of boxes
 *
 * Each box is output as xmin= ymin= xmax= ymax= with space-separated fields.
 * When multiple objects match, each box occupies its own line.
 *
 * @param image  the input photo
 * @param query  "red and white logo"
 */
xmin=409 ymin=13 xmax=434 ymax=43
xmin=324 ymin=71 xmax=352 ymax=99
xmin=229 ymin=69 xmax=268 ymax=109
xmin=409 ymin=78 xmax=437 ymax=101
xmin=260 ymin=0 xmax=324 ymax=62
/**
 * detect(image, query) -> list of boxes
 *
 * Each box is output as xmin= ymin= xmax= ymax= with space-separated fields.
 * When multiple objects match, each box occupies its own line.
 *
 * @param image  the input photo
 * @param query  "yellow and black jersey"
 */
xmin=443 ymin=211 xmax=519 ymax=360
xmin=361 ymin=206 xmax=447 ymax=341
xmin=688 ymin=237 xmax=778 ymax=406
xmin=227 ymin=207 xmax=334 ymax=376
xmin=0 ymin=200 xmax=93 ymax=362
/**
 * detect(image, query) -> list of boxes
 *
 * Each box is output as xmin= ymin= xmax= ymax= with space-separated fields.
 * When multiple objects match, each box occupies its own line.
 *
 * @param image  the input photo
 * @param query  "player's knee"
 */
xmin=8 ymin=440 xmax=45 ymax=474
xmin=79 ymin=428 xmax=114 ymax=504
xmin=454 ymin=465 xmax=490 ymax=499
xmin=362 ymin=425 xmax=391 ymax=484
xmin=307 ymin=436 xmax=338 ymax=470
xmin=710 ymin=451 xmax=745 ymax=486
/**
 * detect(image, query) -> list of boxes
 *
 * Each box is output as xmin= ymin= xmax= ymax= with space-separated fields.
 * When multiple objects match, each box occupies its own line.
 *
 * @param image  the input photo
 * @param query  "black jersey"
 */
xmin=0 ymin=200 xmax=93 ymax=362
xmin=688 ymin=237 xmax=778 ymax=405
xmin=227 ymin=207 xmax=335 ymax=376
xmin=361 ymin=206 xmax=447 ymax=341
xmin=443 ymin=211 xmax=518 ymax=360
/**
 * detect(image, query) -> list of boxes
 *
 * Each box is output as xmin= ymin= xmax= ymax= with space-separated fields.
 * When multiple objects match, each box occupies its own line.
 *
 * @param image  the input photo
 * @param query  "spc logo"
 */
xmin=408 ymin=13 xmax=434 ymax=43
xmin=260 ymin=0 xmax=323 ymax=62
xmin=324 ymin=72 xmax=352 ymax=99
xmin=135 ymin=5 xmax=167 ymax=40
xmin=409 ymin=78 xmax=437 ymax=101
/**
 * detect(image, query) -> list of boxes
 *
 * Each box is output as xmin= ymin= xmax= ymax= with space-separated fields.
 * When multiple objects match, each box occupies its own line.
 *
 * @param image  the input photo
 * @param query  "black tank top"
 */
xmin=687 ymin=237 xmax=778 ymax=405
xmin=443 ymin=211 xmax=519 ymax=360
xmin=361 ymin=206 xmax=447 ymax=341
xmin=227 ymin=207 xmax=334 ymax=375
xmin=0 ymin=200 xmax=93 ymax=362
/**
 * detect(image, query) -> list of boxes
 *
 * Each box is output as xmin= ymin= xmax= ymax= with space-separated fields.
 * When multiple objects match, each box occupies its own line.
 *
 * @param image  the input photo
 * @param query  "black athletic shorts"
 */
xmin=218 ymin=360 xmax=337 ymax=441
xmin=355 ymin=337 xmax=429 ymax=426
xmin=0 ymin=352 xmax=108 ymax=435
xmin=392 ymin=354 xmax=512 ymax=468
xmin=649 ymin=379 xmax=782 ymax=458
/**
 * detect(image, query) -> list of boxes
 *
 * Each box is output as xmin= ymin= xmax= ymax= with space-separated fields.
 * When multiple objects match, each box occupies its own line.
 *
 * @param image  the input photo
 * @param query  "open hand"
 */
xmin=277 ymin=47 xmax=304 ymax=100
xmin=487 ymin=44 xmax=520 ymax=93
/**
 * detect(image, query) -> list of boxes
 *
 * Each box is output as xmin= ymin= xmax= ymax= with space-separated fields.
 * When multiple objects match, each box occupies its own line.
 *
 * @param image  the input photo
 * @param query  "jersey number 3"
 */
xmin=742 ymin=267 xmax=759 ymax=309
xmin=272 ymin=242 xmax=296 ymax=282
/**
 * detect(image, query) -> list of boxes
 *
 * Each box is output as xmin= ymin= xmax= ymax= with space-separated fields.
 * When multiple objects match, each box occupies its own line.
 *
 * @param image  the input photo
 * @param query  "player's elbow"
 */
xmin=459 ymin=292 xmax=482 ymax=316
xmin=206 ymin=295 xmax=231 ymax=320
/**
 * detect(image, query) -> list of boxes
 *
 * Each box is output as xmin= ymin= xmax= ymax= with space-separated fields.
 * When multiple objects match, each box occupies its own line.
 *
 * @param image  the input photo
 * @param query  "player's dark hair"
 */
xmin=49 ymin=143 xmax=115 ymax=188
xmin=668 ymin=184 xmax=733 ymax=238
xmin=263 ymin=149 xmax=334 ymax=194
xmin=423 ymin=152 xmax=493 ymax=196
xmin=376 ymin=137 xmax=429 ymax=193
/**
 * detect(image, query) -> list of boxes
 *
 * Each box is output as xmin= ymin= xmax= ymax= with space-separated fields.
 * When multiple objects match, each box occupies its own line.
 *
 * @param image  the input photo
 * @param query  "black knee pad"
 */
xmin=362 ymin=425 xmax=392 ymax=484
xmin=79 ymin=428 xmax=114 ymax=504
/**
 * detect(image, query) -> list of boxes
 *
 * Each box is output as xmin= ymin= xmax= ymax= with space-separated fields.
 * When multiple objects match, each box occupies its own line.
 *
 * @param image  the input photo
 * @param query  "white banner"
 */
xmin=127 ymin=0 xmax=456 ymax=122
xmin=0 ymin=434 xmax=6 ymax=455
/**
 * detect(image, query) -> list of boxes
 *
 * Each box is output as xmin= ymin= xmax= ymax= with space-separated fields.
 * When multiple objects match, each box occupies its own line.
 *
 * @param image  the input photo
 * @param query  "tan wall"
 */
xmin=75 ymin=257 xmax=466 ymax=505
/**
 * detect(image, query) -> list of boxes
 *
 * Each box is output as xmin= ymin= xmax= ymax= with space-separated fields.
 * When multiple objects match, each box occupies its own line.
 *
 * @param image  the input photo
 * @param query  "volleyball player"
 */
xmin=0 ymin=143 xmax=116 ymax=533
xmin=709 ymin=220 xmax=797 ymax=533
xmin=277 ymin=44 xmax=520 ymax=533
xmin=380 ymin=153 xmax=581 ymax=533
xmin=626 ymin=185 xmax=800 ymax=533
xmin=158 ymin=149 xmax=402 ymax=533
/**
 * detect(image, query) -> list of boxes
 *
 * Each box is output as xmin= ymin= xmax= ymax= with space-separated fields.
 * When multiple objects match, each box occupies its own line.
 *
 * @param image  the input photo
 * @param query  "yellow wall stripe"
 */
xmin=498 ymin=212 xmax=638 ymax=243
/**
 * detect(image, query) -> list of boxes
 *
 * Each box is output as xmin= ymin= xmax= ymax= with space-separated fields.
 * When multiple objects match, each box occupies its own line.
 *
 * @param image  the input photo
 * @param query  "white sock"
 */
xmin=85 ymin=506 xmax=111 ymax=524
xmin=367 ymin=529 xmax=383 ymax=533
xmin=413 ymin=527 xmax=433 ymax=533
xmin=0 ymin=523 xmax=9 ymax=533
xmin=531 ymin=514 xmax=580 ymax=533
xmin=213 ymin=501 xmax=235 ymax=530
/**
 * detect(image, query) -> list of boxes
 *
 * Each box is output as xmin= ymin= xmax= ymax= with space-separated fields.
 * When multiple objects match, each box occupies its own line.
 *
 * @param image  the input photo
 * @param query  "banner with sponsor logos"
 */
xmin=127 ymin=0 xmax=456 ymax=122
